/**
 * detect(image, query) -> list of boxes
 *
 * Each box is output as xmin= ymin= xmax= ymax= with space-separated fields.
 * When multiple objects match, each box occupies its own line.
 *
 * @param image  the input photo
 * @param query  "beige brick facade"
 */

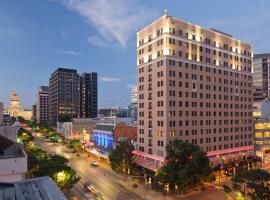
xmin=136 ymin=15 xmax=253 ymax=159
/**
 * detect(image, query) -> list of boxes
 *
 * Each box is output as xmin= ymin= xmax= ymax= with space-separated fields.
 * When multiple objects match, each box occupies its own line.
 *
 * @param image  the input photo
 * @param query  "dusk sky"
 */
xmin=0 ymin=0 xmax=269 ymax=109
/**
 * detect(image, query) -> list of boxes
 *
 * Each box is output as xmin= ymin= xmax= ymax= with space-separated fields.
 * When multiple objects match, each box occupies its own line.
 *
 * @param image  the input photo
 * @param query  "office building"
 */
xmin=36 ymin=86 xmax=49 ymax=124
xmin=49 ymin=68 xmax=79 ymax=125
xmin=32 ymin=104 xmax=37 ymax=122
xmin=253 ymin=99 xmax=270 ymax=163
xmin=0 ymin=102 xmax=3 ymax=125
xmin=79 ymin=72 xmax=98 ymax=118
xmin=253 ymin=54 xmax=270 ymax=101
xmin=135 ymin=14 xmax=253 ymax=169
xmin=128 ymin=86 xmax=138 ymax=121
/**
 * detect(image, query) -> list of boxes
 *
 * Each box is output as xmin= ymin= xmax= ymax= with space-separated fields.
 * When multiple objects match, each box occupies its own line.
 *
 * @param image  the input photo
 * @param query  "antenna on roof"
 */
xmin=164 ymin=9 xmax=168 ymax=16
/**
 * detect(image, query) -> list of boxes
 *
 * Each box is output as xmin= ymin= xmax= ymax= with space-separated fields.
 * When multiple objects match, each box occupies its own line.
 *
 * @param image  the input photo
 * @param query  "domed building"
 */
xmin=7 ymin=92 xmax=32 ymax=120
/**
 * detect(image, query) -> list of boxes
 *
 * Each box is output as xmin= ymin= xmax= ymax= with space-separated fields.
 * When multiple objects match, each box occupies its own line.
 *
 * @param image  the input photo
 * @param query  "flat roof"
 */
xmin=0 ymin=176 xmax=66 ymax=200
xmin=254 ymin=53 xmax=270 ymax=59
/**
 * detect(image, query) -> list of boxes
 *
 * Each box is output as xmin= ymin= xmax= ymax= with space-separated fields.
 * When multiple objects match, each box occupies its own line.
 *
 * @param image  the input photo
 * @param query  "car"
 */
xmin=84 ymin=182 xmax=96 ymax=194
xmin=90 ymin=161 xmax=99 ymax=167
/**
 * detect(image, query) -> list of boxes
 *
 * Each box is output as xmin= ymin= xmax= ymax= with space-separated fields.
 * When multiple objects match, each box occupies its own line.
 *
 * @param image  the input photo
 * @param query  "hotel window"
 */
xmin=169 ymin=27 xmax=175 ymax=34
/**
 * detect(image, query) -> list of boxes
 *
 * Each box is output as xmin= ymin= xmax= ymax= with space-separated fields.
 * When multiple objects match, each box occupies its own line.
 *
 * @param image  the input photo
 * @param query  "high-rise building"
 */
xmin=36 ymin=86 xmax=49 ymax=124
xmin=253 ymin=54 xmax=270 ymax=101
xmin=0 ymin=102 xmax=3 ymax=125
xmin=32 ymin=104 xmax=37 ymax=123
xmin=49 ymin=68 xmax=79 ymax=125
xmin=128 ymin=86 xmax=138 ymax=121
xmin=135 ymin=15 xmax=253 ymax=168
xmin=79 ymin=72 xmax=98 ymax=118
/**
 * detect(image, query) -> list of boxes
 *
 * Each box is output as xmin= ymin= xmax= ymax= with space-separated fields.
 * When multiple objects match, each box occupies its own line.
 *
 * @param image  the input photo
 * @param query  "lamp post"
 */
xmin=127 ymin=168 xmax=131 ymax=180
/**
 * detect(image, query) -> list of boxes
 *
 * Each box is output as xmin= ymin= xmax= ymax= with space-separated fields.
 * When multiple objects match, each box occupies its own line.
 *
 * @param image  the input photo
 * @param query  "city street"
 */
xmin=32 ymin=131 xmax=229 ymax=200
xmin=33 ymin=132 xmax=144 ymax=200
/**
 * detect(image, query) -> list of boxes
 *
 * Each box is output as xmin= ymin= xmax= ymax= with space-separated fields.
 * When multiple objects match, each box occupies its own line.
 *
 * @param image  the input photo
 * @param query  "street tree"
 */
xmin=157 ymin=139 xmax=212 ymax=192
xmin=109 ymin=141 xmax=134 ymax=174
xmin=24 ymin=144 xmax=80 ymax=190
xmin=18 ymin=128 xmax=34 ymax=143
xmin=232 ymin=169 xmax=270 ymax=200
xmin=69 ymin=140 xmax=83 ymax=152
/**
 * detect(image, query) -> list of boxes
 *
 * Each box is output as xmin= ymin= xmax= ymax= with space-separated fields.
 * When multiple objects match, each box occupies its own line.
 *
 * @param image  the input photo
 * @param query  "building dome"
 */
xmin=10 ymin=92 xmax=20 ymax=107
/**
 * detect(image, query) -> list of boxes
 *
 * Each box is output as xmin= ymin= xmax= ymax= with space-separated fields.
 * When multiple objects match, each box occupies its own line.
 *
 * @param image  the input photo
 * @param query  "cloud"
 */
xmin=55 ymin=0 xmax=158 ymax=47
xmin=100 ymin=77 xmax=120 ymax=82
xmin=88 ymin=36 xmax=107 ymax=47
xmin=57 ymin=50 xmax=82 ymax=56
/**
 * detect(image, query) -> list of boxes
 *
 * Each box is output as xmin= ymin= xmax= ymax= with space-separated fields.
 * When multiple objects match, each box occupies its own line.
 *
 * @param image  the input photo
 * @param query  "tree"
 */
xmin=24 ymin=144 xmax=80 ymax=191
xmin=17 ymin=116 xmax=26 ymax=123
xmin=49 ymin=132 xmax=60 ymax=142
xmin=232 ymin=169 xmax=270 ymax=200
xmin=109 ymin=141 xmax=134 ymax=174
xmin=53 ymin=167 xmax=81 ymax=191
xmin=18 ymin=128 xmax=34 ymax=143
xmin=157 ymin=140 xmax=211 ymax=192
xmin=69 ymin=140 xmax=83 ymax=152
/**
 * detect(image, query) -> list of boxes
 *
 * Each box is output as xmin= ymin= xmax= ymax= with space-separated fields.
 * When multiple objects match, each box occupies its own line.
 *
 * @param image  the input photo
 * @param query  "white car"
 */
xmin=90 ymin=161 xmax=99 ymax=167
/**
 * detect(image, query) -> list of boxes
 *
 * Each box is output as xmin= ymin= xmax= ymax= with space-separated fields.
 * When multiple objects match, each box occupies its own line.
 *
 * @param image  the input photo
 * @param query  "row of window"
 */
xmin=138 ymin=61 xmax=252 ymax=80
xmin=138 ymin=27 xmax=252 ymax=57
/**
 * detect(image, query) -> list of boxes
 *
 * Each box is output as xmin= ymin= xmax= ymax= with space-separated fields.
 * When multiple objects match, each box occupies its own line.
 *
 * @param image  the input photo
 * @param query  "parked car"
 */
xmin=84 ymin=182 xmax=96 ymax=194
xmin=90 ymin=161 xmax=99 ymax=167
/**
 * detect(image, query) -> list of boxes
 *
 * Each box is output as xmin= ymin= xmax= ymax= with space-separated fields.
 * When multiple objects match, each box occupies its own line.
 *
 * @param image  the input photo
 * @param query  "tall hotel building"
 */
xmin=253 ymin=54 xmax=270 ymax=101
xmin=79 ymin=72 xmax=98 ymax=118
xmin=36 ymin=86 xmax=49 ymax=124
xmin=49 ymin=68 xmax=79 ymax=125
xmin=134 ymin=15 xmax=253 ymax=168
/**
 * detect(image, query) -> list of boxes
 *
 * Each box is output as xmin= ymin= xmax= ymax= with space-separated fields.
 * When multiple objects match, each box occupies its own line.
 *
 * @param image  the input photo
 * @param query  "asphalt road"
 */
xmin=33 ymin=133 xmax=144 ymax=200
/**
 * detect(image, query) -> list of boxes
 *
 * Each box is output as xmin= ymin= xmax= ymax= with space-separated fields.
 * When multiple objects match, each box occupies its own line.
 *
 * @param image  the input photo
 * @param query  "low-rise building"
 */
xmin=114 ymin=123 xmax=137 ymax=143
xmin=0 ymin=125 xmax=20 ymax=142
xmin=57 ymin=118 xmax=97 ymax=144
xmin=93 ymin=123 xmax=137 ymax=155
xmin=0 ymin=135 xmax=27 ymax=182
xmin=93 ymin=123 xmax=115 ymax=154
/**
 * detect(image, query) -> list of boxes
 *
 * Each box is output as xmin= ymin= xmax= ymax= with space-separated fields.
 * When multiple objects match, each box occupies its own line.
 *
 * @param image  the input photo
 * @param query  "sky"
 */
xmin=0 ymin=0 xmax=270 ymax=109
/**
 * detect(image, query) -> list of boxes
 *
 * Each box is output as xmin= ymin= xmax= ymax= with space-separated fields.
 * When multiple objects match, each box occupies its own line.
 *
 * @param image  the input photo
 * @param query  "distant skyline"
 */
xmin=0 ymin=0 xmax=270 ymax=109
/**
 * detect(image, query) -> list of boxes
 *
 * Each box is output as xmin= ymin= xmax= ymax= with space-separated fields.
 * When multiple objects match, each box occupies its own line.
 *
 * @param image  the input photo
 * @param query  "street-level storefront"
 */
xmin=133 ymin=145 xmax=260 ymax=182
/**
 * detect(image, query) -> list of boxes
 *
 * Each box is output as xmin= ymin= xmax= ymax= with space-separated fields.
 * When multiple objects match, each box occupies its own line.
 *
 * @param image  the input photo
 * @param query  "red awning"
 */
xmin=133 ymin=157 xmax=164 ymax=171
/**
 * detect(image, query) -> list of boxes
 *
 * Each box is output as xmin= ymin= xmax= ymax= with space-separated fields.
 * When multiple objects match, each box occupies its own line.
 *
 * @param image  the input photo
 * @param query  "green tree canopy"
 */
xmin=157 ymin=139 xmax=212 ymax=191
xmin=24 ymin=144 xmax=80 ymax=191
xmin=109 ymin=141 xmax=134 ymax=174
xmin=232 ymin=169 xmax=270 ymax=200
xmin=18 ymin=128 xmax=34 ymax=143
xmin=69 ymin=140 xmax=83 ymax=151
